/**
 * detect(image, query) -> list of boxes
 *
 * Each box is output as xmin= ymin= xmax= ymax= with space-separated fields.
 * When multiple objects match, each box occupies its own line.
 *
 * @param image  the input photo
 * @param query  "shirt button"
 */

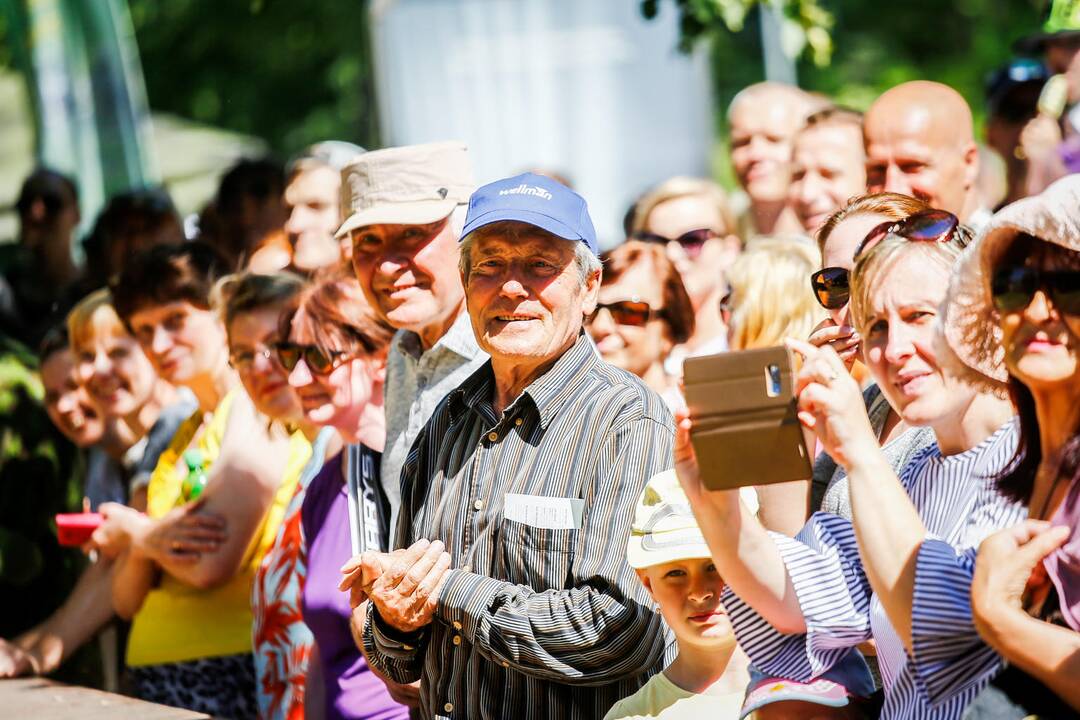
xmin=462 ymin=564 xmax=472 ymax=573
xmin=487 ymin=431 xmax=498 ymax=442
xmin=501 ymin=660 xmax=510 ymax=668
xmin=452 ymin=634 xmax=462 ymax=645
xmin=514 ymin=417 xmax=523 ymax=426
xmin=402 ymin=643 xmax=414 ymax=651
xmin=453 ymin=620 xmax=462 ymax=630
xmin=444 ymin=702 xmax=454 ymax=713
xmin=473 ymin=499 xmax=484 ymax=511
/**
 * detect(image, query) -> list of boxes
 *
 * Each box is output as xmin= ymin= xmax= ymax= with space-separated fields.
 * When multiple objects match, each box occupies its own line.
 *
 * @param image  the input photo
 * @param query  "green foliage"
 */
xmin=127 ymin=0 xmax=380 ymax=157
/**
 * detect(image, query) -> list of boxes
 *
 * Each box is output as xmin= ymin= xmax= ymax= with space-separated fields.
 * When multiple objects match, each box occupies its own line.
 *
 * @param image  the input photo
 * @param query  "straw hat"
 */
xmin=938 ymin=175 xmax=1080 ymax=393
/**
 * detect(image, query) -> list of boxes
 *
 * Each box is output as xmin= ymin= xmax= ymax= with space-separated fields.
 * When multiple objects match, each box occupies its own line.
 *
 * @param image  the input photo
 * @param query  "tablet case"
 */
xmin=683 ymin=345 xmax=811 ymax=490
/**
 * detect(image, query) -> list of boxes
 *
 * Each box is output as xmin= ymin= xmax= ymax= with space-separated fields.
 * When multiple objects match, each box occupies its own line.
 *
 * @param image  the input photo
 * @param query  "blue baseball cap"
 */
xmin=461 ymin=172 xmax=598 ymax=255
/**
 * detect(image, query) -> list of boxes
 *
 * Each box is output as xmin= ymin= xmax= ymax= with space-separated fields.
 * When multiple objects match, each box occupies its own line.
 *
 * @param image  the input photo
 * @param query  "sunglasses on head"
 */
xmin=631 ymin=228 xmax=717 ymax=258
xmin=855 ymin=209 xmax=961 ymax=259
xmin=991 ymin=266 xmax=1080 ymax=315
xmin=587 ymin=300 xmax=662 ymax=327
xmin=275 ymin=342 xmax=353 ymax=375
xmin=810 ymin=266 xmax=851 ymax=310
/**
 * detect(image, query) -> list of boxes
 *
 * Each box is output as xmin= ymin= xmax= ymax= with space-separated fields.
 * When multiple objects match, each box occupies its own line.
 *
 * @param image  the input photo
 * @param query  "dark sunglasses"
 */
xmin=631 ymin=228 xmax=717 ymax=258
xmin=275 ymin=342 xmax=353 ymax=375
xmin=587 ymin=300 xmax=662 ymax=327
xmin=991 ymin=266 xmax=1080 ymax=315
xmin=810 ymin=266 xmax=851 ymax=310
xmin=855 ymin=209 xmax=961 ymax=259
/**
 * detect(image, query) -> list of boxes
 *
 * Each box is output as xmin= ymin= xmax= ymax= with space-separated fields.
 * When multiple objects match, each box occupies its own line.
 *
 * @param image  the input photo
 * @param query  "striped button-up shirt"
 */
xmin=726 ymin=419 xmax=1026 ymax=720
xmin=363 ymin=333 xmax=675 ymax=719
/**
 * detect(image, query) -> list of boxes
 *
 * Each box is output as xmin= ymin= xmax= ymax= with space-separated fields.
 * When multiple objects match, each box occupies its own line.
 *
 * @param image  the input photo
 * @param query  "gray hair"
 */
xmin=459 ymin=227 xmax=601 ymax=287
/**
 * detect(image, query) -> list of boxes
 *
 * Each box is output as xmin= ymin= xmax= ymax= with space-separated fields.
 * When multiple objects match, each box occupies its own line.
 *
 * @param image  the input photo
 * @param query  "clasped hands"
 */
xmin=339 ymin=539 xmax=452 ymax=634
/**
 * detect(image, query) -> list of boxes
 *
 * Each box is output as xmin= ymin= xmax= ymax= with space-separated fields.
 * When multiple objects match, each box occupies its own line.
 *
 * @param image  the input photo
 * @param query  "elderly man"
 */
xmin=789 ymin=106 xmax=867 ymax=234
xmin=341 ymin=142 xmax=488 ymax=540
xmin=284 ymin=140 xmax=364 ymax=273
xmin=864 ymin=80 xmax=988 ymax=227
xmin=728 ymin=81 xmax=817 ymax=238
xmin=346 ymin=173 xmax=674 ymax=719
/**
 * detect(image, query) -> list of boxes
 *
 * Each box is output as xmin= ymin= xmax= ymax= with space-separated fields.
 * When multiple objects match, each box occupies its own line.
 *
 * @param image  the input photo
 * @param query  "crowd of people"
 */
xmin=2 ymin=6 xmax=1080 ymax=720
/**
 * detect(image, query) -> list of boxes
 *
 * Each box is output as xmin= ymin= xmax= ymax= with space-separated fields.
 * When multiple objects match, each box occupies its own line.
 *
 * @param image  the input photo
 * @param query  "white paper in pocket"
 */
xmin=503 ymin=494 xmax=584 ymax=530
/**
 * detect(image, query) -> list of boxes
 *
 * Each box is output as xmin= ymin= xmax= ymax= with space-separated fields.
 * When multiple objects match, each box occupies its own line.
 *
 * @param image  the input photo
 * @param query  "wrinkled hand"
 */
xmin=0 ymin=638 xmax=36 ymax=678
xmin=364 ymin=539 xmax=452 ymax=634
xmin=971 ymin=520 xmax=1070 ymax=643
xmin=1020 ymin=114 xmax=1062 ymax=161
xmin=787 ymin=338 xmax=877 ymax=469
xmin=131 ymin=497 xmax=227 ymax=565
xmin=807 ymin=317 xmax=861 ymax=370
xmin=339 ymin=548 xmax=407 ymax=609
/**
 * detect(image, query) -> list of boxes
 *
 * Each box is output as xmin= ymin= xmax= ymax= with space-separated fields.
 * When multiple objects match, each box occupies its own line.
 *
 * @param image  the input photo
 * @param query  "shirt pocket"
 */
xmin=496 ymin=518 xmax=577 ymax=591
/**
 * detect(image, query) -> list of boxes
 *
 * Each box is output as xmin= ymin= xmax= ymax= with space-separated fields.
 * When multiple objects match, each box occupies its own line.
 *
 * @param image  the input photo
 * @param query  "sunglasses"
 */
xmin=587 ymin=300 xmax=662 ymax=327
xmin=275 ymin=342 xmax=353 ymax=375
xmin=855 ymin=209 xmax=961 ymax=259
xmin=810 ymin=266 xmax=851 ymax=310
xmin=991 ymin=266 xmax=1080 ymax=315
xmin=631 ymin=228 xmax=717 ymax=259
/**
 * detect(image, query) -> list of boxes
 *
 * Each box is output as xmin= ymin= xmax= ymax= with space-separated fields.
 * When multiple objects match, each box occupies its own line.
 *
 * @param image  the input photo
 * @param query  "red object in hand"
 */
xmin=55 ymin=513 xmax=104 ymax=546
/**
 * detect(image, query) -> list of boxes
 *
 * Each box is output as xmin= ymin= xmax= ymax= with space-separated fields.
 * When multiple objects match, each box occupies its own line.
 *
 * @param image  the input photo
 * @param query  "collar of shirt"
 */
xmin=449 ymin=332 xmax=599 ymax=431
xmin=396 ymin=307 xmax=480 ymax=362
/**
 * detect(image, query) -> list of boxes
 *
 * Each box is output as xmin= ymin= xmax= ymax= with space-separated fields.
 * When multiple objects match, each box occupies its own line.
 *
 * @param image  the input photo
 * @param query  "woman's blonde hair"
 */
xmin=848 ymin=233 xmax=967 ymax=334
xmin=630 ymin=176 xmax=737 ymax=239
xmin=67 ymin=289 xmax=128 ymax=353
xmin=727 ymin=237 xmax=825 ymax=350
xmin=815 ymin=192 xmax=931 ymax=255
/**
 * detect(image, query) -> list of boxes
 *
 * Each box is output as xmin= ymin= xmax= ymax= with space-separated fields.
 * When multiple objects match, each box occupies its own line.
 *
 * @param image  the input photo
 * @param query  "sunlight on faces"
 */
xmin=864 ymin=105 xmax=973 ymax=217
xmin=858 ymin=250 xmax=974 ymax=426
xmin=998 ymin=242 xmax=1080 ymax=390
xmin=644 ymin=195 xmax=734 ymax=302
xmin=790 ymin=124 xmax=867 ymax=234
xmin=820 ymin=213 xmax=889 ymax=328
xmin=286 ymin=353 xmax=376 ymax=429
xmin=350 ymin=216 xmax=463 ymax=332
xmin=228 ymin=306 xmax=302 ymax=422
xmin=636 ymin=558 xmax=734 ymax=649
xmin=73 ymin=329 xmax=157 ymax=418
xmin=285 ymin=165 xmax=342 ymax=272
xmin=465 ymin=230 xmax=598 ymax=366
xmin=42 ymin=349 xmax=105 ymax=447
xmin=127 ymin=301 xmax=228 ymax=386
xmin=589 ymin=257 xmax=669 ymax=377
xmin=730 ymin=92 xmax=802 ymax=202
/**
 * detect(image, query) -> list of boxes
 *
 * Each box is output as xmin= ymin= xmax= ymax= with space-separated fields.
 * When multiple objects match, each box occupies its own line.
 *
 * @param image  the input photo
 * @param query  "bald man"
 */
xmin=728 ymin=82 xmax=817 ymax=238
xmin=864 ymin=81 xmax=987 ymax=226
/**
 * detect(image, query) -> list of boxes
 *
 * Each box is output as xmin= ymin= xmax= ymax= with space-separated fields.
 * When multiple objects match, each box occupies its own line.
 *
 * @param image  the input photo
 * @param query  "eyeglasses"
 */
xmin=855 ymin=209 xmax=961 ymax=259
xmin=631 ymin=228 xmax=717 ymax=259
xmin=587 ymin=300 xmax=663 ymax=327
xmin=275 ymin=342 xmax=353 ymax=375
xmin=810 ymin=266 xmax=851 ymax=310
xmin=991 ymin=266 xmax=1080 ymax=315
xmin=229 ymin=346 xmax=275 ymax=371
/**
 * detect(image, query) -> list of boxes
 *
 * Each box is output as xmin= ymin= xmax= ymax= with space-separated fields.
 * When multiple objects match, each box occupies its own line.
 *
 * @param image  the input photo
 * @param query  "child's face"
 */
xmin=638 ymin=558 xmax=734 ymax=649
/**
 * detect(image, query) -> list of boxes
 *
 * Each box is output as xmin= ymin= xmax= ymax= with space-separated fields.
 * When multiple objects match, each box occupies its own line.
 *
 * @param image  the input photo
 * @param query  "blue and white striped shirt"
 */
xmin=725 ymin=419 xmax=1026 ymax=720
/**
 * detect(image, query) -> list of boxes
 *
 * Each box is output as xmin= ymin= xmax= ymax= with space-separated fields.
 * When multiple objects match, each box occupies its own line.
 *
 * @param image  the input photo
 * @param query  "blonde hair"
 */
xmin=630 ymin=176 xmax=737 ymax=241
xmin=67 ymin=289 xmax=129 ymax=353
xmin=727 ymin=237 xmax=825 ymax=350
xmin=815 ymin=193 xmax=931 ymax=255
xmin=848 ymin=234 xmax=965 ymax=334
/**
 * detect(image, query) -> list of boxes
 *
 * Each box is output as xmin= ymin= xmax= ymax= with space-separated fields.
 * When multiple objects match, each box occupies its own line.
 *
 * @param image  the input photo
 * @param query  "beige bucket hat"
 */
xmin=939 ymin=175 xmax=1080 ymax=392
xmin=335 ymin=140 xmax=475 ymax=238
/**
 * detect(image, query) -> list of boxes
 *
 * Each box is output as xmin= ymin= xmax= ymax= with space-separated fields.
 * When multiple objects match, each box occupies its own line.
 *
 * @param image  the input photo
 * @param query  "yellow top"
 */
xmin=127 ymin=389 xmax=312 ymax=666
xmin=603 ymin=672 xmax=749 ymax=720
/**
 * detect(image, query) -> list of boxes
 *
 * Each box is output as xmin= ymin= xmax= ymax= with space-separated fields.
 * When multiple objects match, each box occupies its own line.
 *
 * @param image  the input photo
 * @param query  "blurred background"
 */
xmin=0 ymin=0 xmax=1045 ymax=247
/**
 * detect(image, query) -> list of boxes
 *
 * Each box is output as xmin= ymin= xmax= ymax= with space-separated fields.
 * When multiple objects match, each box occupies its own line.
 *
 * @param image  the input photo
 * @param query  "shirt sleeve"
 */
xmin=724 ymin=512 xmax=873 ymax=681
xmin=433 ymin=415 xmax=673 ymax=685
xmin=909 ymin=539 xmax=1003 ymax=705
xmin=362 ymin=605 xmax=430 ymax=684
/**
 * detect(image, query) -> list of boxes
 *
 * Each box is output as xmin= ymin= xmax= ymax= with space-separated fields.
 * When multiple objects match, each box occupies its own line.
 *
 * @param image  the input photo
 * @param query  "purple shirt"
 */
xmin=301 ymin=449 xmax=408 ymax=720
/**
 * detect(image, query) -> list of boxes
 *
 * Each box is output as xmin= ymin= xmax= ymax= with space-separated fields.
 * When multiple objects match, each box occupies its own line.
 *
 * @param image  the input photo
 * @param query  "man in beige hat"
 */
xmin=340 ymin=141 xmax=487 ymax=545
